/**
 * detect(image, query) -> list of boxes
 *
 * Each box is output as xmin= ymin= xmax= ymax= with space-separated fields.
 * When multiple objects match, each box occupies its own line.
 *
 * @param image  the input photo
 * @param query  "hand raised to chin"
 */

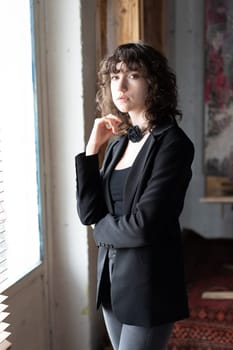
xmin=86 ymin=114 xmax=122 ymax=155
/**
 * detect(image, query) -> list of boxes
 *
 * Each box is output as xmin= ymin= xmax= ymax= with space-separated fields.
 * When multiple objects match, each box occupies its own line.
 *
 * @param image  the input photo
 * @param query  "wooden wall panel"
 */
xmin=96 ymin=0 xmax=107 ymax=62
xmin=106 ymin=0 xmax=142 ymax=54
xmin=143 ymin=0 xmax=165 ymax=53
xmin=97 ymin=0 xmax=165 ymax=57
xmin=114 ymin=0 xmax=141 ymax=44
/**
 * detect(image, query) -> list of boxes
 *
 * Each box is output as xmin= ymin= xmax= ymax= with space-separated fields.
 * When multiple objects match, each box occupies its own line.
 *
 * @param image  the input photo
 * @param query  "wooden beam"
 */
xmin=96 ymin=0 xmax=107 ymax=61
xmin=114 ymin=0 xmax=141 ymax=44
xmin=106 ymin=0 xmax=141 ymax=53
xmin=142 ymin=0 xmax=165 ymax=52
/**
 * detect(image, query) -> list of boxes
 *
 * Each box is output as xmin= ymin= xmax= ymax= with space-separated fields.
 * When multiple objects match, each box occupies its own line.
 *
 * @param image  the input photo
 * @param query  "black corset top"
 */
xmin=109 ymin=167 xmax=131 ymax=217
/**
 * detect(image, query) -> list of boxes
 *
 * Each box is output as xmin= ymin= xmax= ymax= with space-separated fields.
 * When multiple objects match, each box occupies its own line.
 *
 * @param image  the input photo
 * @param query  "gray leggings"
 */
xmin=102 ymin=306 xmax=173 ymax=350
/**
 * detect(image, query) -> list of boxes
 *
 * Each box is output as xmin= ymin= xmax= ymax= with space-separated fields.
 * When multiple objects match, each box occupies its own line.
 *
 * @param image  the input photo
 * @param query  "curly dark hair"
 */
xmin=96 ymin=42 xmax=182 ymax=132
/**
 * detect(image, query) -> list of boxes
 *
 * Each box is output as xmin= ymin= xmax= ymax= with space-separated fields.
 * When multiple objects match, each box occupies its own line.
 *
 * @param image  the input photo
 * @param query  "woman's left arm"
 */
xmin=93 ymin=134 xmax=194 ymax=249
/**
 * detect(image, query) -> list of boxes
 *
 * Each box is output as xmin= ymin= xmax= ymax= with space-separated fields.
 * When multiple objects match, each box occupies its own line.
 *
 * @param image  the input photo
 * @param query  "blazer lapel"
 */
xmin=123 ymin=120 xmax=176 ymax=213
xmin=123 ymin=134 xmax=156 ymax=212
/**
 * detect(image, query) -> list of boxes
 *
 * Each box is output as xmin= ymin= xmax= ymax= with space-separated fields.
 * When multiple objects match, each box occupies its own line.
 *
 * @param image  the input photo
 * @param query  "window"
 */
xmin=0 ymin=0 xmax=42 ymax=291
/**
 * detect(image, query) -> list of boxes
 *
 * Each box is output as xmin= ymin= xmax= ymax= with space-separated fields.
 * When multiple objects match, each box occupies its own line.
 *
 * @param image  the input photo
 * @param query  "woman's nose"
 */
xmin=118 ymin=77 xmax=127 ymax=92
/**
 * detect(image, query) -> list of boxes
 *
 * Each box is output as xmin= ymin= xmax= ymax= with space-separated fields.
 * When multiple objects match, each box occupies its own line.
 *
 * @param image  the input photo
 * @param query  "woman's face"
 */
xmin=110 ymin=62 xmax=148 ymax=116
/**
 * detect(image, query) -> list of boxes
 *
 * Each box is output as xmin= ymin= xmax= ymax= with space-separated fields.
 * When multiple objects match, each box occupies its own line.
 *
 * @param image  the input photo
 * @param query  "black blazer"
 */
xmin=75 ymin=120 xmax=194 ymax=327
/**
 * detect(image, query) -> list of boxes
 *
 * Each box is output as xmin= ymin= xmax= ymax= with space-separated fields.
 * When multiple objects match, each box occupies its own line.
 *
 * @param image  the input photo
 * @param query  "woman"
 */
xmin=75 ymin=42 xmax=194 ymax=350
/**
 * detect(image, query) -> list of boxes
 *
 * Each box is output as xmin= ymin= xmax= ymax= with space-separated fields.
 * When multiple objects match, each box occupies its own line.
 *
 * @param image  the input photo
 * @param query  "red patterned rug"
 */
xmin=168 ymin=231 xmax=233 ymax=350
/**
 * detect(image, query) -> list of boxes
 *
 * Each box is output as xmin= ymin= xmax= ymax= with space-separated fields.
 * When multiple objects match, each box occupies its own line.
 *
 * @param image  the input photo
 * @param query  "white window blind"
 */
xmin=0 ymin=136 xmax=11 ymax=348
xmin=0 ymin=340 xmax=11 ymax=350
xmin=0 ymin=295 xmax=10 ymax=349
xmin=0 ymin=0 xmax=42 ymax=291
xmin=0 ymin=131 xmax=7 ymax=288
xmin=0 ymin=134 xmax=7 ymax=284
xmin=0 ymin=2 xmax=40 ymax=347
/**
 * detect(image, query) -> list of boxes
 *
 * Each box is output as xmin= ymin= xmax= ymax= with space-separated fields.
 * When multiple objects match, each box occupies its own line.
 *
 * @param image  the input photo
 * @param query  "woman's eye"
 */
xmin=129 ymin=73 xmax=140 ymax=79
xmin=110 ymin=75 xmax=118 ymax=80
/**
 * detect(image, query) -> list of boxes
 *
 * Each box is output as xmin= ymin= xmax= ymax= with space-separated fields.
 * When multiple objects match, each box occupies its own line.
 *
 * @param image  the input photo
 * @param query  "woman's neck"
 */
xmin=129 ymin=111 xmax=148 ymax=129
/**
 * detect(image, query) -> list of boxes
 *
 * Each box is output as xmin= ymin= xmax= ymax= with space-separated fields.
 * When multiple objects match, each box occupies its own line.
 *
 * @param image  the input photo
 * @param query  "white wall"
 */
xmin=166 ymin=0 xmax=233 ymax=238
xmin=43 ymin=0 xmax=91 ymax=348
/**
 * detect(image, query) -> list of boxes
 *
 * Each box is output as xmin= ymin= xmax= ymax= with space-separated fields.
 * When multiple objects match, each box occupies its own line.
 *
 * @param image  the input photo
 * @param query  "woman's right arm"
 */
xmin=75 ymin=152 xmax=107 ymax=225
xmin=75 ymin=115 xmax=121 ymax=225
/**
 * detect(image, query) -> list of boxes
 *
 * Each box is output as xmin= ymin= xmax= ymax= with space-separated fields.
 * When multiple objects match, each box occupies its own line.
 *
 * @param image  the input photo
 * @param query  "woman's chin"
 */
xmin=116 ymin=106 xmax=130 ymax=113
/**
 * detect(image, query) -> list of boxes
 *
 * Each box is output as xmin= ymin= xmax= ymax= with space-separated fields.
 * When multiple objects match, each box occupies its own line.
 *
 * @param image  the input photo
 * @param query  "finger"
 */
xmin=104 ymin=115 xmax=121 ymax=130
xmin=105 ymin=122 xmax=112 ymax=130
xmin=105 ymin=114 xmax=122 ymax=123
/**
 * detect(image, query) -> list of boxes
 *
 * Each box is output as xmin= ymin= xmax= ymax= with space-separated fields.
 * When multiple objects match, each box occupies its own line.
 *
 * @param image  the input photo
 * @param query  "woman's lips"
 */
xmin=117 ymin=95 xmax=129 ymax=101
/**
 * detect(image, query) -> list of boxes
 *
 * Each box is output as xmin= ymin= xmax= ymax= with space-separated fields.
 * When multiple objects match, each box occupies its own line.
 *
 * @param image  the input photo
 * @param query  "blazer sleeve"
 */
xmin=93 ymin=133 xmax=194 ymax=249
xmin=75 ymin=153 xmax=107 ymax=225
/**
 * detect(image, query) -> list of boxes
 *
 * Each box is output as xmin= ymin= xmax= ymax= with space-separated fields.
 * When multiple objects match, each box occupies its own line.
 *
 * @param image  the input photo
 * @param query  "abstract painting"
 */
xmin=205 ymin=0 xmax=233 ymax=196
